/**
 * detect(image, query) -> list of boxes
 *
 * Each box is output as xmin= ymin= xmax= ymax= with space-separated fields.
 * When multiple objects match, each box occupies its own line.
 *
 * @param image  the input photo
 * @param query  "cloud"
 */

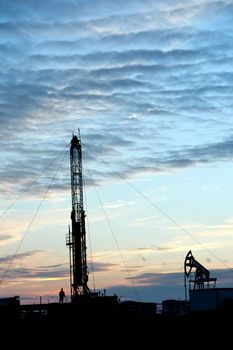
xmin=1 ymin=124 xmax=233 ymax=203
xmin=0 ymin=234 xmax=14 ymax=242
xmin=0 ymin=251 xmax=68 ymax=284
xmin=106 ymin=267 xmax=233 ymax=302
xmin=82 ymin=135 xmax=233 ymax=183
xmin=132 ymin=245 xmax=171 ymax=253
xmin=0 ymin=251 xmax=118 ymax=283
xmin=89 ymin=261 xmax=119 ymax=272
xmin=0 ymin=250 xmax=43 ymax=265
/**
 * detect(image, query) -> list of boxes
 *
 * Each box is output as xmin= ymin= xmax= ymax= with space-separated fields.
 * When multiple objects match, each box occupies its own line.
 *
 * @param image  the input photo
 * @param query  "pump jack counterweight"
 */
xmin=66 ymin=132 xmax=90 ymax=299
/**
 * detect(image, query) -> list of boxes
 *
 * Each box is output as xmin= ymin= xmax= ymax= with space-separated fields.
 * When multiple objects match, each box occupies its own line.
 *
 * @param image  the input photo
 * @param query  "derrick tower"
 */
xmin=66 ymin=132 xmax=90 ymax=298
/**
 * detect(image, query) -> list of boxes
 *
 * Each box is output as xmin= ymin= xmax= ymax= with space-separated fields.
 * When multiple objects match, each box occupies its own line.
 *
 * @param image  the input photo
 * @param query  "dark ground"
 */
xmin=1 ymin=298 xmax=233 ymax=347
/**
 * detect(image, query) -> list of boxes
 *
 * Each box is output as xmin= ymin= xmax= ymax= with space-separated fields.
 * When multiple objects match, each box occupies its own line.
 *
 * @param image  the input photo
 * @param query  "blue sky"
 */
xmin=1 ymin=0 xmax=233 ymax=304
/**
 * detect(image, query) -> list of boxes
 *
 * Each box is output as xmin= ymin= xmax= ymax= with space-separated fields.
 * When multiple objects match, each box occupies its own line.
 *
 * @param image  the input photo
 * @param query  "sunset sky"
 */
xmin=1 ymin=0 xmax=233 ymax=304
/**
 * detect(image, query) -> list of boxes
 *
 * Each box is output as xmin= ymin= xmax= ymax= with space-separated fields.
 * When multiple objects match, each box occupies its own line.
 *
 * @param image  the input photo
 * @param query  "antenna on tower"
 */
xmin=66 ymin=132 xmax=90 ymax=300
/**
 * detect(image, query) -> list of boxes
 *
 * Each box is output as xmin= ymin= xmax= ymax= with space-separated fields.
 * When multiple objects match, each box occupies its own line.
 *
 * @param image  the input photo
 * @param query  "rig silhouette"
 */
xmin=1 ymin=133 xmax=233 ymax=332
xmin=0 ymin=133 xmax=157 ymax=323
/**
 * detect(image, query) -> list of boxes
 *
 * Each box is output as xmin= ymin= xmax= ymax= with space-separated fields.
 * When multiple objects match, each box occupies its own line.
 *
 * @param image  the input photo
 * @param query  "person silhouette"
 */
xmin=59 ymin=288 xmax=65 ymax=303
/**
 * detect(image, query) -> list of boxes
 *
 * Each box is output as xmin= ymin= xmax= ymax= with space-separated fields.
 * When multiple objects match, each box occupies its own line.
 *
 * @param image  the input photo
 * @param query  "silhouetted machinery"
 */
xmin=65 ymin=132 xmax=157 ymax=318
xmin=66 ymin=132 xmax=91 ymax=298
xmin=184 ymin=250 xmax=217 ymax=300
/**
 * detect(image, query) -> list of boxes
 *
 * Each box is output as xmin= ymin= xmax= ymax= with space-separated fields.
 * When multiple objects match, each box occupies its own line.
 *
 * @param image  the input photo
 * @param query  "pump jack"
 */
xmin=184 ymin=250 xmax=217 ymax=300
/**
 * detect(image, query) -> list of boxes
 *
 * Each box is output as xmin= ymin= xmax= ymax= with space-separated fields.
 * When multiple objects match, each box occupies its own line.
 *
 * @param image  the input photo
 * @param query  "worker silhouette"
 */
xmin=59 ymin=288 xmax=65 ymax=303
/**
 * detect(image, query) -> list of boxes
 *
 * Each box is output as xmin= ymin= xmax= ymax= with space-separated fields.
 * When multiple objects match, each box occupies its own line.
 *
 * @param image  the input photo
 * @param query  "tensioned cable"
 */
xmin=0 ymin=147 xmax=68 ymax=286
xmin=0 ymin=143 xmax=70 ymax=220
xmin=82 ymin=163 xmax=96 ymax=293
xmin=83 ymin=142 xmax=233 ymax=273
xmin=85 ymin=163 xmax=141 ymax=302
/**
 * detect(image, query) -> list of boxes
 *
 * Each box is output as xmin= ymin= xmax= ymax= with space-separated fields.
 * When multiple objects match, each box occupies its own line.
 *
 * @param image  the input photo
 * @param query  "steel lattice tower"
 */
xmin=66 ymin=132 xmax=89 ymax=298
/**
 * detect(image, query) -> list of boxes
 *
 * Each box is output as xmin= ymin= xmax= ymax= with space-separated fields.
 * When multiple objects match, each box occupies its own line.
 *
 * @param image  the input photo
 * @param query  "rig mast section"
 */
xmin=66 ymin=134 xmax=89 ymax=297
xmin=184 ymin=250 xmax=217 ymax=291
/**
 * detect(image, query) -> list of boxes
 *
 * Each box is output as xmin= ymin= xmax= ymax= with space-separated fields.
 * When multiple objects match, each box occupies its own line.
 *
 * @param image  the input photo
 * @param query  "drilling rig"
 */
xmin=64 ymin=132 xmax=156 ymax=319
xmin=66 ymin=132 xmax=90 ymax=299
